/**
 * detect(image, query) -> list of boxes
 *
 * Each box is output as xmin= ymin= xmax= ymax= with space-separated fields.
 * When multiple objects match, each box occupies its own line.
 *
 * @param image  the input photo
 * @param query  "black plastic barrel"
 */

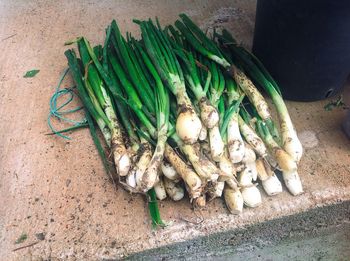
xmin=252 ymin=0 xmax=350 ymax=101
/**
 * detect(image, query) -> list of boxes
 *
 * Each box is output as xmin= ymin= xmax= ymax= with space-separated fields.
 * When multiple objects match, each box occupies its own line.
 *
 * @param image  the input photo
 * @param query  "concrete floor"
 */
xmin=0 ymin=0 xmax=349 ymax=260
xmin=127 ymin=202 xmax=350 ymax=260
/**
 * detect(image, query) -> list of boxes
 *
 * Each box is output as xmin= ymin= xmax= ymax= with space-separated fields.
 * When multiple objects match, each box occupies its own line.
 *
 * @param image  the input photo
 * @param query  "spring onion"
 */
xmin=49 ymin=14 xmax=307 ymax=226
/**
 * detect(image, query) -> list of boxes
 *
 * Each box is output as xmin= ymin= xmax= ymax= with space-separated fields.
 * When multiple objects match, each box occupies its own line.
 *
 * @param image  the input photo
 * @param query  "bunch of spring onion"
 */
xmin=174 ymin=14 xmax=303 ymax=196
xmin=56 ymin=14 xmax=304 ymax=226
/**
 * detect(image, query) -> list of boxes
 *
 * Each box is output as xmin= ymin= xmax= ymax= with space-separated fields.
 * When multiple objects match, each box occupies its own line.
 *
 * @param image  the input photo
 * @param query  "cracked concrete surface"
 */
xmin=0 ymin=0 xmax=349 ymax=260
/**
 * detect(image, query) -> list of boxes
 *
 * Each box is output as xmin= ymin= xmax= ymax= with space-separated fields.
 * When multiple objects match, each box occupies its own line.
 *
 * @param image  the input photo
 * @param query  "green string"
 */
xmin=47 ymin=67 xmax=87 ymax=139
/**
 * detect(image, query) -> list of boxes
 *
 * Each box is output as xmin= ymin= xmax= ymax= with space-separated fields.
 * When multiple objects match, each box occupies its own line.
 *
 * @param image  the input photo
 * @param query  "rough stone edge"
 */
xmin=122 ymin=200 xmax=350 ymax=261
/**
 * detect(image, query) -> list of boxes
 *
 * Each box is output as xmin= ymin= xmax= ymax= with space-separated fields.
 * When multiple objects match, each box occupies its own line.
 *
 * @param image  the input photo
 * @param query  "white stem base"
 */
xmin=224 ymin=188 xmax=243 ymax=214
xmin=241 ymin=186 xmax=262 ymax=208
xmin=199 ymin=126 xmax=208 ymax=141
xmin=210 ymin=181 xmax=225 ymax=198
xmin=219 ymin=155 xmax=235 ymax=178
xmin=262 ymin=174 xmax=282 ymax=196
xmin=164 ymin=177 xmax=185 ymax=201
xmin=209 ymin=126 xmax=224 ymax=162
xmin=154 ymin=178 xmax=167 ymax=200
xmin=161 ymin=161 xmax=180 ymax=182
xmin=227 ymin=115 xmax=245 ymax=163
xmin=126 ymin=171 xmax=137 ymax=188
xmin=118 ymin=154 xmax=132 ymax=177
xmin=283 ymin=170 xmax=303 ymax=196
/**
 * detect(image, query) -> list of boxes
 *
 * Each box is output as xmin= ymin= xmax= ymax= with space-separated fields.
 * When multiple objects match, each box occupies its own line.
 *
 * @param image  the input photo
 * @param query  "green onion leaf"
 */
xmin=23 ymin=69 xmax=39 ymax=78
xmin=147 ymin=188 xmax=166 ymax=228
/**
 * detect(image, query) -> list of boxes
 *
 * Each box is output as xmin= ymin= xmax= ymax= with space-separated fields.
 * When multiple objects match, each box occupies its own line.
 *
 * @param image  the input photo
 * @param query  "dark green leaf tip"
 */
xmin=23 ymin=69 xmax=39 ymax=78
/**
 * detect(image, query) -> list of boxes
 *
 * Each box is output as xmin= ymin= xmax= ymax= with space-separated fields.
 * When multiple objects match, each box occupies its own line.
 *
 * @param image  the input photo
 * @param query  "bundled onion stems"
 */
xmin=175 ymin=13 xmax=303 ymax=196
xmin=56 ymin=13 xmax=305 ymax=225
xmin=110 ymin=24 xmax=170 ymax=192
xmin=217 ymin=29 xmax=303 ymax=163
xmin=139 ymin=19 xmax=202 ymax=145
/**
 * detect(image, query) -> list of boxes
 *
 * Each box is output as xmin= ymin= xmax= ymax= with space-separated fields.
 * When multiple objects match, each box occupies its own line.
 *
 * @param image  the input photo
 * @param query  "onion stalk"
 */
xmin=256 ymin=121 xmax=303 ymax=195
xmin=238 ymin=115 xmax=267 ymax=157
xmin=139 ymin=19 xmax=201 ymax=144
xmin=238 ymin=145 xmax=262 ymax=208
xmin=108 ymin=25 xmax=170 ymax=192
xmin=78 ymin=39 xmax=132 ymax=177
xmin=206 ymin=62 xmax=226 ymax=161
xmin=218 ymin=29 xmax=302 ymax=163
xmin=255 ymin=158 xmax=282 ymax=196
xmin=65 ymin=46 xmax=132 ymax=177
xmin=225 ymin=78 xmax=246 ymax=163
xmin=169 ymin=36 xmax=218 ymax=129
xmin=256 ymin=121 xmax=297 ymax=173
xmin=164 ymin=145 xmax=202 ymax=199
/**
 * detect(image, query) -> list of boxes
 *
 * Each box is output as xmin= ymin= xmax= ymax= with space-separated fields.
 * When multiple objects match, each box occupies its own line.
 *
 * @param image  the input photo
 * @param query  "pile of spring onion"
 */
xmin=55 ymin=14 xmax=304 ymax=226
